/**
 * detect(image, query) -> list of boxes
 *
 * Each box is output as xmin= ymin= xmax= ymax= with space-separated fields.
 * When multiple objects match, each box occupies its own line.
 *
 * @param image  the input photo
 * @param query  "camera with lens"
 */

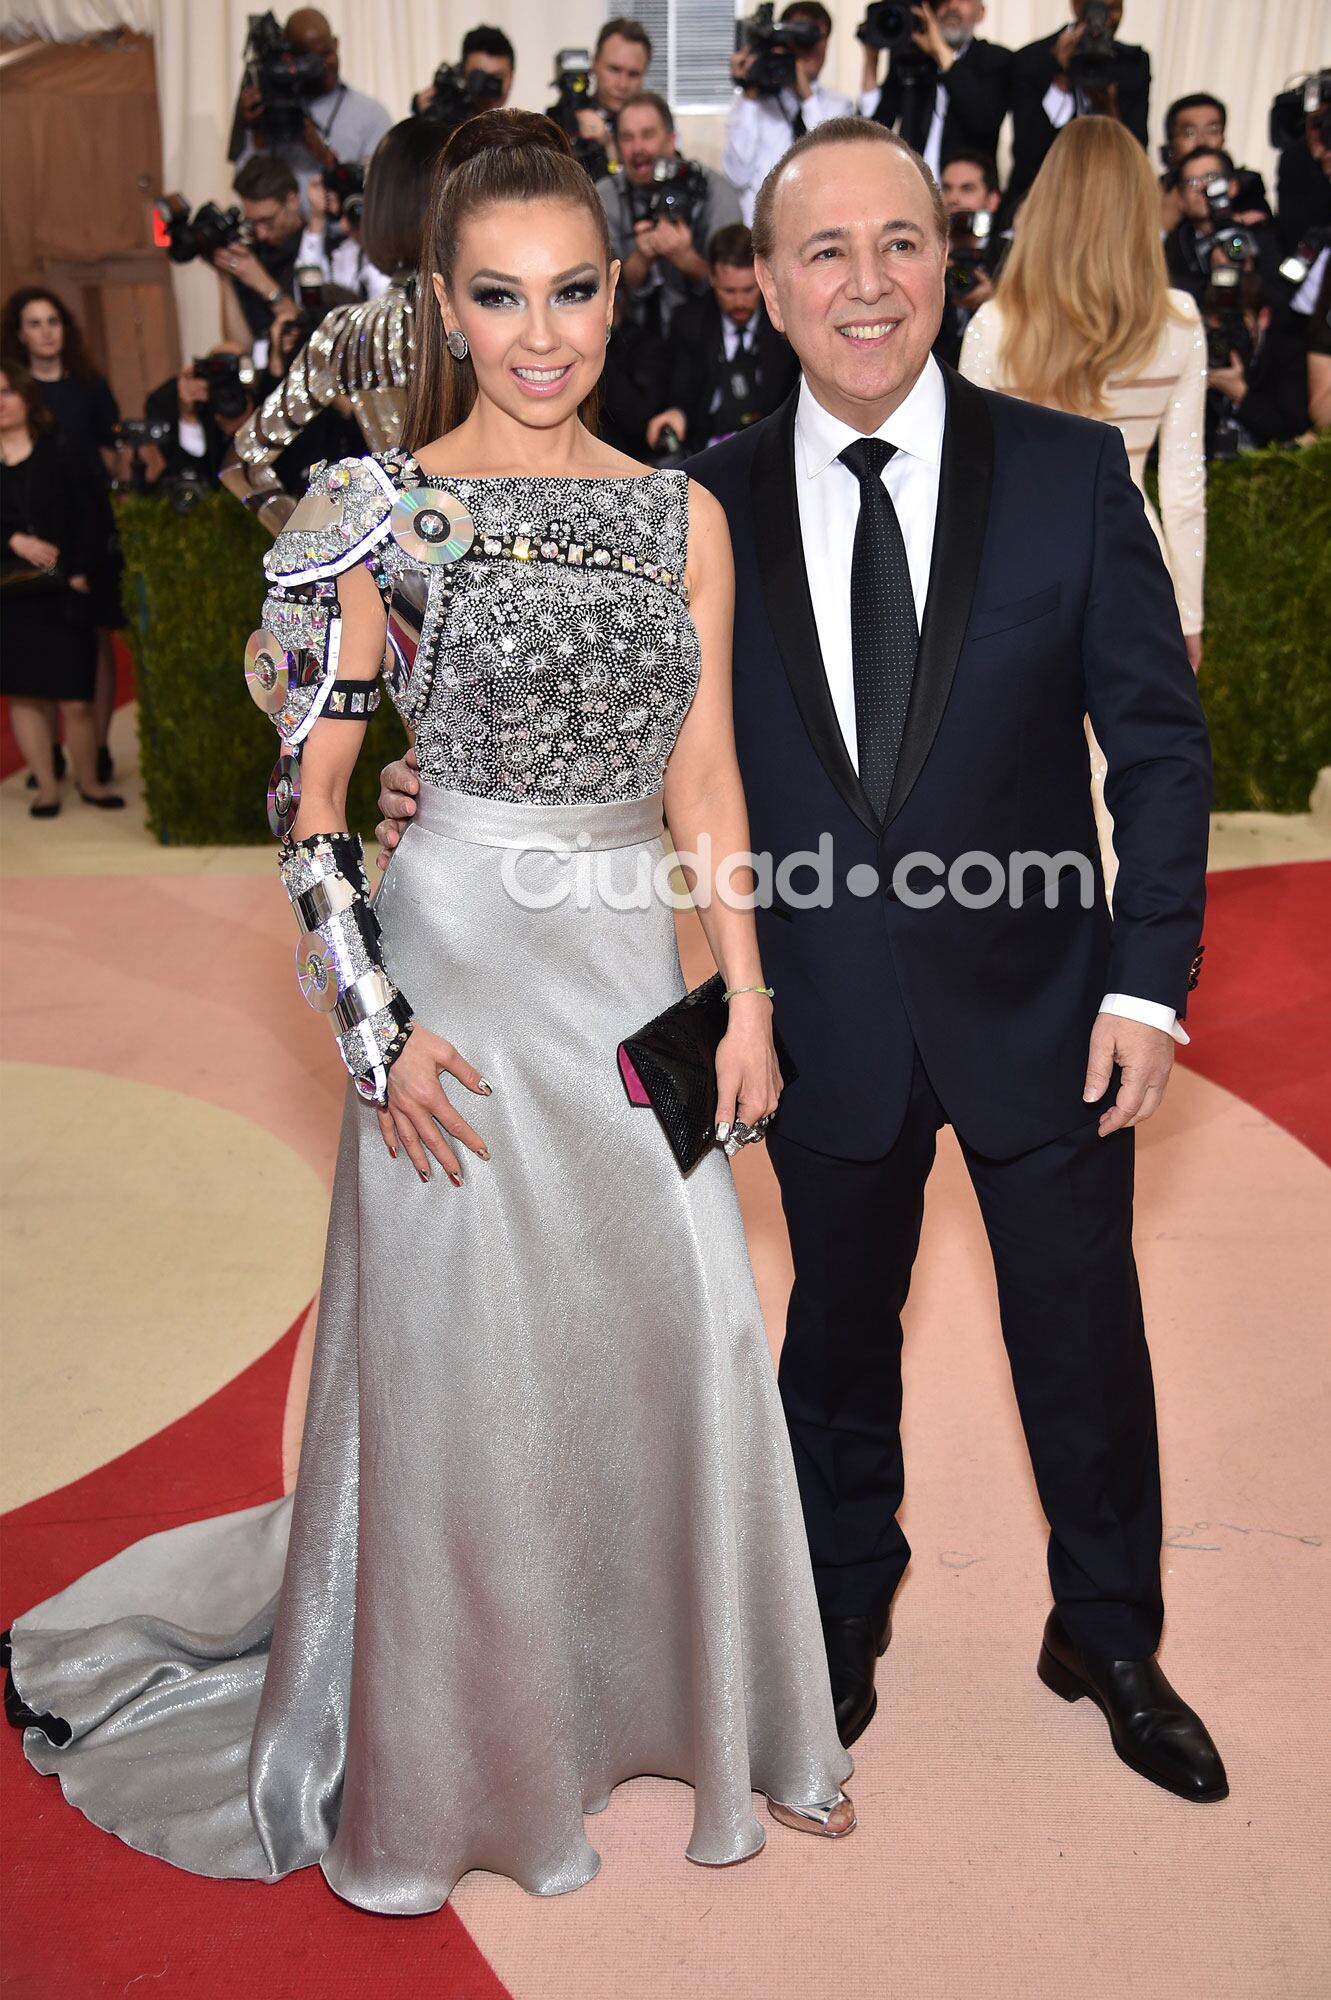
xmin=1278 ymin=222 xmax=1331 ymax=289
xmin=627 ymin=157 xmax=709 ymax=230
xmin=740 ymin=3 xmax=826 ymax=98
xmin=551 ymin=48 xmax=610 ymax=180
xmin=1201 ymin=265 xmax=1260 ymax=462
xmin=113 ymin=418 xmax=211 ymax=511
xmin=1269 ymin=70 xmax=1331 ymax=153
xmin=945 ymin=208 xmax=993 ymax=304
xmin=319 ymin=160 xmax=365 ymax=228
xmin=1201 ymin=176 xmax=1260 ymax=266
xmin=190 ymin=352 xmax=257 ymax=420
xmin=155 ymin=193 xmax=247 ymax=265
xmin=115 ymin=417 xmax=174 ymax=452
xmin=242 ymin=10 xmax=327 ymax=147
xmin=1067 ymin=0 xmax=1119 ymax=87
xmin=421 ymin=61 xmax=505 ymax=133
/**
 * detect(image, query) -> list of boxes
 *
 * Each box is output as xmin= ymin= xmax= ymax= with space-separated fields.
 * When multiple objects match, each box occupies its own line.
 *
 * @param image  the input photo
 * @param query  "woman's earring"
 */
xmin=446 ymin=328 xmax=470 ymax=362
xmin=605 ymin=323 xmax=612 ymax=346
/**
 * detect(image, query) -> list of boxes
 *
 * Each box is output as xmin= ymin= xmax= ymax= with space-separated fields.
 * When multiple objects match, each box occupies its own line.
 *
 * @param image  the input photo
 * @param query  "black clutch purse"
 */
xmin=617 ymin=973 xmax=729 ymax=1174
xmin=617 ymin=974 xmax=794 ymax=1174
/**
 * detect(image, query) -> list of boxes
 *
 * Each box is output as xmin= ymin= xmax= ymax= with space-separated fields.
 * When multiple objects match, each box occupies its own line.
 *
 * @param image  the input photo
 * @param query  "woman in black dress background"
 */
xmin=1 ymin=288 xmax=125 ymax=783
xmin=0 ymin=362 xmax=124 ymax=816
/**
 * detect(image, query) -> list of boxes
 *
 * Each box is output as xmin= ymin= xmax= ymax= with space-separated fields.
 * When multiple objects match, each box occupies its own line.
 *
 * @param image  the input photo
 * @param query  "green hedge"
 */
xmin=119 ymin=444 xmax=1331 ymax=844
xmin=1183 ymin=439 xmax=1331 ymax=813
xmin=119 ymin=493 xmax=405 ymax=846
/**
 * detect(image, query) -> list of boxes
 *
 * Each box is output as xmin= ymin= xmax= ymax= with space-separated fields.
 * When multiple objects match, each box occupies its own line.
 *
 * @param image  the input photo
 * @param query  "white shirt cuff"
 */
xmin=177 ymin=416 xmax=207 ymax=459
xmin=1099 ymin=994 xmax=1190 ymax=1047
xmin=1042 ymin=79 xmax=1075 ymax=128
xmin=858 ymin=87 xmax=880 ymax=118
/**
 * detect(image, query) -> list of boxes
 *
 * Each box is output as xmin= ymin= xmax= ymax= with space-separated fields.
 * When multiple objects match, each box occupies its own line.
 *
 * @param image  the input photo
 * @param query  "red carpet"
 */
xmin=0 ymin=635 xmax=135 ymax=782
xmin=1 ymin=1306 xmax=512 ymax=2000
xmin=3 ymin=860 xmax=1326 ymax=1999
xmin=1179 ymin=861 xmax=1331 ymax=1166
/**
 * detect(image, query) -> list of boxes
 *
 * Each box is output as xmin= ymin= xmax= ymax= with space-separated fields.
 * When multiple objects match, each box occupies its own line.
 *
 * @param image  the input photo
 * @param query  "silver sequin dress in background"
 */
xmin=9 ymin=463 xmax=852 ymax=1916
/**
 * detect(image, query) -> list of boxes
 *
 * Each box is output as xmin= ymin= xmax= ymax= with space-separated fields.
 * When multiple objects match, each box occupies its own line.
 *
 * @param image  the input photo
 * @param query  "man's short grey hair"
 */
xmin=751 ymin=116 xmax=948 ymax=260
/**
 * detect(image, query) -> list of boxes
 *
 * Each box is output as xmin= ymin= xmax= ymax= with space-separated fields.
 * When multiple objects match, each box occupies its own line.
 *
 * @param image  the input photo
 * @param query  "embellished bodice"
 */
xmin=255 ymin=449 xmax=702 ymax=824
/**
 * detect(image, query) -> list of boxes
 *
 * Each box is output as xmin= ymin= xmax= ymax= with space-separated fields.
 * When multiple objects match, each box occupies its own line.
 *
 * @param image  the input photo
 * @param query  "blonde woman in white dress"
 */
xmin=960 ymin=116 xmax=1206 ymax=886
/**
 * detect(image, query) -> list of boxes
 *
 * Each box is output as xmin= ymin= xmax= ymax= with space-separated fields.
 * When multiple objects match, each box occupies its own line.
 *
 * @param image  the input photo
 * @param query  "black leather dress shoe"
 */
xmin=1038 ymin=1611 xmax=1228 ymax=1802
xmin=823 ymin=1609 xmax=892 ymax=1748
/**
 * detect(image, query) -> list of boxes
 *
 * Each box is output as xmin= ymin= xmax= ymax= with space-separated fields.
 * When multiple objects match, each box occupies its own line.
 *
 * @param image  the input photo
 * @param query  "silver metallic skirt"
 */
xmin=12 ymin=784 xmax=851 ymax=1915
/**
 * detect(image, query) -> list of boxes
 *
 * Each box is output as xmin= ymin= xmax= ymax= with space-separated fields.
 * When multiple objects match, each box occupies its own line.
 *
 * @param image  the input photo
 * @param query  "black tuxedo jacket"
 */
xmin=686 ymin=370 xmax=1210 ymax=1162
xmin=1008 ymin=31 xmax=1150 ymax=207
xmin=870 ymin=37 xmax=1012 ymax=164
xmin=665 ymin=296 xmax=799 ymax=450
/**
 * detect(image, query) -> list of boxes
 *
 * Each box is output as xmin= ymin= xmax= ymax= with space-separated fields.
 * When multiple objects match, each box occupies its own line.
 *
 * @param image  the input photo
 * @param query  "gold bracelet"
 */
xmin=723 ymin=983 xmax=774 ymax=1001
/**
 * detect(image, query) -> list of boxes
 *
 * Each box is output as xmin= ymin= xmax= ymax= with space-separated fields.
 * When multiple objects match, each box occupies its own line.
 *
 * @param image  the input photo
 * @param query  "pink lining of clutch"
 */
xmin=617 ymin=1044 xmax=652 ymax=1106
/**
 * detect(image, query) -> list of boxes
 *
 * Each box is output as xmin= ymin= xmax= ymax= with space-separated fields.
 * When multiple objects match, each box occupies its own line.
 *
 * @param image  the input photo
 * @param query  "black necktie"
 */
xmin=791 ymin=106 xmax=807 ymax=137
xmin=838 ymin=437 xmax=918 ymax=819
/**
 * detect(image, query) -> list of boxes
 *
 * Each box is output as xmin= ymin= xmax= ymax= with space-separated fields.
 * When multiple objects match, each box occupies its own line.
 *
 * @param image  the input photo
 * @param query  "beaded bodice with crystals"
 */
xmin=362 ymin=452 xmax=701 ymax=807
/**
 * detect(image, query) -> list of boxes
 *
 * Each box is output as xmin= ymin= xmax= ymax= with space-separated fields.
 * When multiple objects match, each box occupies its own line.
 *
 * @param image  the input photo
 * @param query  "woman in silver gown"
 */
xmin=5 ymin=111 xmax=855 ymax=1916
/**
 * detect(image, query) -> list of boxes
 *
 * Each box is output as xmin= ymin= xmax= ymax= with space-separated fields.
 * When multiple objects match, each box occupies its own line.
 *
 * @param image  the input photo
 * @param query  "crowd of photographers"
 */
xmin=17 ymin=4 xmax=1331 ymax=522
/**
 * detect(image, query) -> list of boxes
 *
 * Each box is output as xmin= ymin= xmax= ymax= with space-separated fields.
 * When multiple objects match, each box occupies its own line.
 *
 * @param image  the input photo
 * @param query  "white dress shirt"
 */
xmin=722 ymin=82 xmax=854 ymax=226
xmin=791 ymin=362 xmax=1186 ymax=1043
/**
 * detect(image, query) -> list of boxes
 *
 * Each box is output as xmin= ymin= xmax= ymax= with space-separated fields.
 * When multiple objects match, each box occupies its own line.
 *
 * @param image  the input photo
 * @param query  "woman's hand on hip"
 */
xmin=376 ymin=1022 xmax=493 ymax=1183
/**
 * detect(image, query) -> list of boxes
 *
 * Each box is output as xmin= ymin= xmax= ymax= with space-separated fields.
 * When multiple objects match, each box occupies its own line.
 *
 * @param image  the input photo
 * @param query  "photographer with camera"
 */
xmin=859 ymin=2 xmax=1011 ymax=183
xmin=413 ymin=25 xmax=515 ymax=125
xmin=548 ymin=18 xmax=652 ymax=179
xmin=723 ymin=4 xmax=853 ymax=226
xmin=1165 ymin=148 xmax=1284 ymax=311
xmin=231 ymin=8 xmax=391 ymax=202
xmin=1274 ymin=72 xmax=1331 ymax=255
xmin=934 ymin=148 xmax=1003 ymax=365
xmin=1158 ymin=95 xmax=1270 ymax=237
xmin=597 ymin=92 xmax=742 ymax=338
xmin=213 ymin=156 xmax=304 ymax=350
xmin=1008 ymin=2 xmax=1150 ymax=211
xmin=1200 ymin=267 xmax=1309 ymax=460
xmin=645 ymin=223 xmax=798 ymax=455
xmin=141 ymin=345 xmax=256 ymax=488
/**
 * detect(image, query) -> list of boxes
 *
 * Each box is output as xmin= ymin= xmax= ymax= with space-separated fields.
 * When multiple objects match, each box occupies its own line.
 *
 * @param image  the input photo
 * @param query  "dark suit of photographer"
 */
xmin=1009 ymin=4 xmax=1150 ymax=209
xmin=647 ymin=230 xmax=798 ymax=454
xmin=143 ymin=353 xmax=254 ymax=485
xmin=862 ymin=1 xmax=1011 ymax=178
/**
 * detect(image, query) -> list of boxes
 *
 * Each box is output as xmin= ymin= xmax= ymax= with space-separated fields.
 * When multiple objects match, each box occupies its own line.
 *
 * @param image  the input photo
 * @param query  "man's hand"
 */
xmin=1052 ymin=22 xmax=1082 ymax=86
xmin=302 ymin=116 xmax=337 ymax=170
xmin=214 ymin=242 xmax=283 ymax=301
xmin=576 ymin=106 xmax=612 ymax=147
xmin=632 ymin=216 xmax=663 ymax=263
xmin=652 ymin=217 xmax=696 ymax=269
xmin=239 ymin=81 xmax=264 ymax=126
xmin=1083 ymin=1014 xmax=1176 ymax=1137
xmin=177 ymin=368 xmax=207 ymax=417
xmin=646 ymin=408 xmax=688 ymax=450
xmin=305 ymin=176 xmax=328 ymax=229
xmin=375 ymin=746 xmax=420 ymax=872
xmin=912 ymin=3 xmax=955 ymax=71
xmin=1208 ymin=352 xmax=1248 ymax=405
xmin=964 ymin=268 xmax=995 ymax=309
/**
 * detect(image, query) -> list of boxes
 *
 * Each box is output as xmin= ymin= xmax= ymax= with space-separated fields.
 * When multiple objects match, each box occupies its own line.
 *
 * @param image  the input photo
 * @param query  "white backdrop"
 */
xmin=3 ymin=0 xmax=1329 ymax=357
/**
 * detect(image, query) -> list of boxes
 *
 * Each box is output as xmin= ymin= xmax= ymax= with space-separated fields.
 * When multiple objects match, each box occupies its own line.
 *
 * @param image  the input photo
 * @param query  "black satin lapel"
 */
xmin=885 ymin=365 xmax=995 ymax=826
xmin=750 ymin=393 xmax=880 ymax=837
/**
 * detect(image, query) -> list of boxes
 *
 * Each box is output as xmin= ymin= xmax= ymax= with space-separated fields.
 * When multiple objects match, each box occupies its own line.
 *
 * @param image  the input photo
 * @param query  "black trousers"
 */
xmin=768 ymin=1048 xmax=1165 ymax=1663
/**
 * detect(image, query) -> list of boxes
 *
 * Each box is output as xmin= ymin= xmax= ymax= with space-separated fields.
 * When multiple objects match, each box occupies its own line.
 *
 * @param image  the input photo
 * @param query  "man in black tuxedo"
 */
xmin=646 ymin=224 xmax=799 ymax=455
xmin=863 ymin=0 xmax=1011 ymax=180
xmin=1008 ymin=0 xmax=1150 ymax=209
xmin=688 ymin=117 xmax=1225 ymax=1804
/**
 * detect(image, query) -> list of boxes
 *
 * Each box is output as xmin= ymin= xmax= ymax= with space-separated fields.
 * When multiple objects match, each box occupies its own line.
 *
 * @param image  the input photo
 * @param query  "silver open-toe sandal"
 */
xmin=768 ymin=1790 xmax=857 ymax=1838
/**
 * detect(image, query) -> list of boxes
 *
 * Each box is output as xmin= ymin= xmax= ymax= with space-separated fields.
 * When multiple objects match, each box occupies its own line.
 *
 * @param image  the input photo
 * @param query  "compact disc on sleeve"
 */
xmin=267 ymin=753 xmax=301 ymax=839
xmin=390 ymin=487 xmax=474 ymax=565
xmin=244 ymin=629 xmax=291 ymax=714
xmin=295 ymin=932 xmax=340 ymax=1012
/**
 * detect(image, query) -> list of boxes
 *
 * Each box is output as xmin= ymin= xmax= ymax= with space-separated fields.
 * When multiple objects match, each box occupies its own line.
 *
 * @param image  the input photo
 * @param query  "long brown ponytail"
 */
xmin=402 ymin=109 xmax=610 ymax=451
